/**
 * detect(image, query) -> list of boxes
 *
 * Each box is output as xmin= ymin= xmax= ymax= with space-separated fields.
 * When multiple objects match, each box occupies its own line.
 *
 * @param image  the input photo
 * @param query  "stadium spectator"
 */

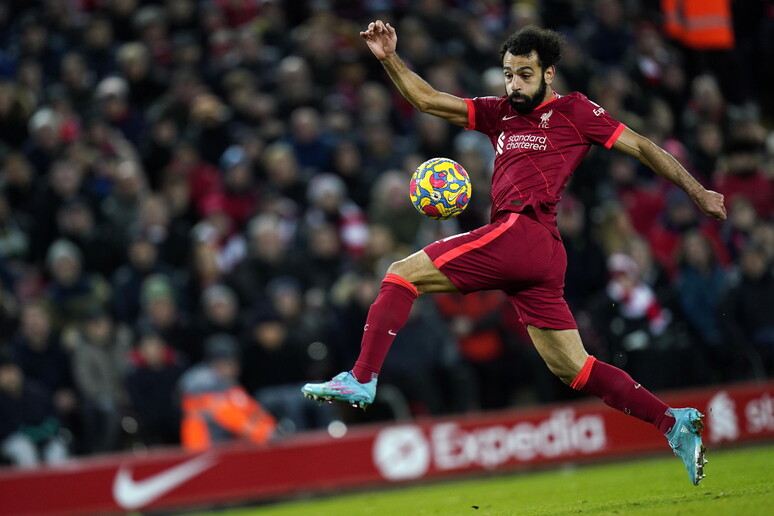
xmin=93 ymin=76 xmax=145 ymax=145
xmin=11 ymin=300 xmax=77 ymax=429
xmin=58 ymin=52 xmax=95 ymax=117
xmin=67 ymin=307 xmax=131 ymax=454
xmin=115 ymin=42 xmax=166 ymax=112
xmin=284 ymin=107 xmax=335 ymax=173
xmin=179 ymin=334 xmax=276 ymax=451
xmin=240 ymin=306 xmax=332 ymax=433
xmin=720 ymin=244 xmax=774 ymax=379
xmin=226 ymin=213 xmax=303 ymax=307
xmin=0 ymin=191 xmax=29 ymax=265
xmin=0 ymin=355 xmax=69 ymax=468
xmin=0 ymin=79 xmax=32 ymax=149
xmin=578 ymin=0 xmax=632 ymax=67
xmin=111 ymin=235 xmax=177 ymax=325
xmin=260 ymin=141 xmax=308 ymax=210
xmin=299 ymin=221 xmax=351 ymax=293
xmin=380 ymin=296 xmax=477 ymax=417
xmin=647 ymin=189 xmax=728 ymax=276
xmin=0 ymin=153 xmax=37 ymax=226
xmin=55 ymin=198 xmax=120 ymax=278
xmin=200 ymin=144 xmax=259 ymax=231
xmin=367 ymin=171 xmax=423 ymax=249
xmin=185 ymin=92 xmax=233 ymax=166
xmin=434 ymin=291 xmax=514 ymax=410
xmin=720 ymin=196 xmax=759 ymax=263
xmin=43 ymin=239 xmax=111 ymax=330
xmin=674 ymin=230 xmax=728 ymax=364
xmin=194 ymin=283 xmax=245 ymax=345
xmin=135 ymin=273 xmax=197 ymax=363
xmin=30 ymin=159 xmax=91 ymax=260
xmin=304 ymin=173 xmax=369 ymax=259
xmin=558 ymin=194 xmax=607 ymax=312
xmin=713 ymin=137 xmax=774 ymax=220
xmin=125 ymin=330 xmax=187 ymax=446
xmin=129 ymin=193 xmax=191 ymax=269
xmin=590 ymin=252 xmax=684 ymax=389
xmin=100 ymin=159 xmax=149 ymax=247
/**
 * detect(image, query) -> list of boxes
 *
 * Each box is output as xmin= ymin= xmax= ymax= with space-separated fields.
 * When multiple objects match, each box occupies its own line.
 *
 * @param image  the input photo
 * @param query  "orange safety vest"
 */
xmin=181 ymin=386 xmax=277 ymax=451
xmin=662 ymin=0 xmax=734 ymax=50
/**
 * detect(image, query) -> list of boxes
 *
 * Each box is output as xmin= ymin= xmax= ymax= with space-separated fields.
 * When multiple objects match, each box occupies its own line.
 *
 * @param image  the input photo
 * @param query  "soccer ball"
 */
xmin=409 ymin=157 xmax=472 ymax=220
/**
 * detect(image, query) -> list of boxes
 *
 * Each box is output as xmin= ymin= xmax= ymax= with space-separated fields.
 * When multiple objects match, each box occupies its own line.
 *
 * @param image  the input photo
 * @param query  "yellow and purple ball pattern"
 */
xmin=409 ymin=157 xmax=472 ymax=220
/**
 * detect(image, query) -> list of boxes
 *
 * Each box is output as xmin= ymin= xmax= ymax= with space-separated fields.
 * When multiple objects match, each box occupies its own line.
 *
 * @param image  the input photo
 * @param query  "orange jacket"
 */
xmin=181 ymin=386 xmax=276 ymax=451
xmin=663 ymin=0 xmax=734 ymax=50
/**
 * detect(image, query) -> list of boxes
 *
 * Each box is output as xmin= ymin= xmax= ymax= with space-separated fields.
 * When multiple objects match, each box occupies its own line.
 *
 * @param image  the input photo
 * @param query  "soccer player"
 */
xmin=303 ymin=21 xmax=725 ymax=485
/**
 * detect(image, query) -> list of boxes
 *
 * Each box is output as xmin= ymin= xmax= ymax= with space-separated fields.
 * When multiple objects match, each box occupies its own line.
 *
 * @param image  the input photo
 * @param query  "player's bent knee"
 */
xmin=385 ymin=261 xmax=414 ymax=285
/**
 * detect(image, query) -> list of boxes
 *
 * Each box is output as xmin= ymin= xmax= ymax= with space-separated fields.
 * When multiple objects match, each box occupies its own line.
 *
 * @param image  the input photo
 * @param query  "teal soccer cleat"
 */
xmin=301 ymin=371 xmax=377 ymax=409
xmin=666 ymin=408 xmax=707 ymax=485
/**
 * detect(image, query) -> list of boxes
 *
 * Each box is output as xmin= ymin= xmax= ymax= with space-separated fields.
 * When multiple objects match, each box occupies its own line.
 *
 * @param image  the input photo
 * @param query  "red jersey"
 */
xmin=465 ymin=92 xmax=625 ymax=239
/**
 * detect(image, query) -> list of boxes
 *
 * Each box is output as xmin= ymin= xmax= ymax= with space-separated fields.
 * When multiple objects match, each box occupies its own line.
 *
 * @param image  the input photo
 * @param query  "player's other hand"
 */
xmin=694 ymin=189 xmax=727 ymax=221
xmin=360 ymin=20 xmax=397 ymax=61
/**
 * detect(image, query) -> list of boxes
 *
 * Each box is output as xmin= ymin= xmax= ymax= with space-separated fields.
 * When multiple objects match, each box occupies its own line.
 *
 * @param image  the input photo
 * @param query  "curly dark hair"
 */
xmin=499 ymin=25 xmax=566 ymax=70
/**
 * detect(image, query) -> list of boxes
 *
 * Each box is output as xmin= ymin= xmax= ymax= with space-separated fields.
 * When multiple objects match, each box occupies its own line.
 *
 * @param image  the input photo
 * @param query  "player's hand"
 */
xmin=694 ymin=189 xmax=727 ymax=221
xmin=360 ymin=20 xmax=397 ymax=61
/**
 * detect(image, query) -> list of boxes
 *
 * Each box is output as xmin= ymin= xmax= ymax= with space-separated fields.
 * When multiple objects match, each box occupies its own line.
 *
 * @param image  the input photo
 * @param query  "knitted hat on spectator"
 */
xmin=46 ymin=239 xmax=82 ymax=270
xmin=141 ymin=274 xmax=175 ymax=307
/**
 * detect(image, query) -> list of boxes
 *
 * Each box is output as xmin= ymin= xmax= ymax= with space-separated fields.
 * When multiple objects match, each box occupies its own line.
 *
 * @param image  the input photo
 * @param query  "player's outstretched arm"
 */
xmin=360 ymin=20 xmax=468 ymax=127
xmin=612 ymin=127 xmax=727 ymax=221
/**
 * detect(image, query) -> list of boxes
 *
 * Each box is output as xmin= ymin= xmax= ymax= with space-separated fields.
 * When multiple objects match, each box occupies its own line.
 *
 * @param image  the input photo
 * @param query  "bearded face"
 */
xmin=508 ymin=74 xmax=548 ymax=114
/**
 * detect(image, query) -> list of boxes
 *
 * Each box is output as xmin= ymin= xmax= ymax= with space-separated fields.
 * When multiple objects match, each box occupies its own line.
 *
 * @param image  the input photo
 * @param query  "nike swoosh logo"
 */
xmin=502 ymin=115 xmax=517 ymax=120
xmin=112 ymin=453 xmax=216 ymax=510
xmin=388 ymin=330 xmax=397 ymax=336
xmin=634 ymin=384 xmax=641 ymax=389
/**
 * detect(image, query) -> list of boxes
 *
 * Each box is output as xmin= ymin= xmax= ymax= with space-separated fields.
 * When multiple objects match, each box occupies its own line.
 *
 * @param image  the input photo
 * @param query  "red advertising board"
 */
xmin=0 ymin=381 xmax=772 ymax=516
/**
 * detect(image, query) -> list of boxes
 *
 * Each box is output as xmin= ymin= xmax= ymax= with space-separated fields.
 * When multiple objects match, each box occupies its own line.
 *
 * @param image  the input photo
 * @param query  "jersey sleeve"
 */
xmin=570 ymin=93 xmax=625 ymax=148
xmin=465 ymin=96 xmax=504 ymax=136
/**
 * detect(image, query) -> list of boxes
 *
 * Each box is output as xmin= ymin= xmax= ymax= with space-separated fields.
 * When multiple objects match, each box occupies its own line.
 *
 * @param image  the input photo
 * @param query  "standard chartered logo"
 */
xmin=372 ymin=425 xmax=431 ymax=481
xmin=496 ymin=132 xmax=548 ymax=155
xmin=505 ymin=134 xmax=547 ymax=151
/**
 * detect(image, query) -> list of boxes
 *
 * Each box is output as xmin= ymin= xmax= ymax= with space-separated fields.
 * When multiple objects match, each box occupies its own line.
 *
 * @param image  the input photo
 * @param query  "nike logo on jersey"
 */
xmin=112 ymin=454 xmax=216 ymax=510
xmin=502 ymin=114 xmax=518 ymax=121
xmin=388 ymin=330 xmax=397 ymax=336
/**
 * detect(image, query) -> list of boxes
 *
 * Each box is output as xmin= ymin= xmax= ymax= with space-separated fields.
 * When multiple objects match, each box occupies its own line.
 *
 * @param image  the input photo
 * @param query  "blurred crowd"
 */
xmin=1 ymin=0 xmax=773 ymax=467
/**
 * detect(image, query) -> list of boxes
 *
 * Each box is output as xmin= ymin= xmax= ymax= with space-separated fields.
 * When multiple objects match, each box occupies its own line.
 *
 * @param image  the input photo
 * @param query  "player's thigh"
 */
xmin=387 ymin=250 xmax=458 ymax=294
xmin=527 ymin=326 xmax=589 ymax=383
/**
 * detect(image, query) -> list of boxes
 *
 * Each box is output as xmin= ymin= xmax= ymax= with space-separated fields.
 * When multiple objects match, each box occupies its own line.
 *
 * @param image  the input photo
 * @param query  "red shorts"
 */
xmin=423 ymin=212 xmax=577 ymax=330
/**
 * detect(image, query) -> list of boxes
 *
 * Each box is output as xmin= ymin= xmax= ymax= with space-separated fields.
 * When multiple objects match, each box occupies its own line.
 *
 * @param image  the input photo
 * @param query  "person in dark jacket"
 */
xmin=125 ymin=330 xmax=187 ymax=446
xmin=0 ymin=355 xmax=69 ymax=467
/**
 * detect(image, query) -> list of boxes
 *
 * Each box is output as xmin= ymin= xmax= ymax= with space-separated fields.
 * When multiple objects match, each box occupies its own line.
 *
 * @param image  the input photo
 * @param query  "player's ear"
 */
xmin=544 ymin=65 xmax=555 ymax=85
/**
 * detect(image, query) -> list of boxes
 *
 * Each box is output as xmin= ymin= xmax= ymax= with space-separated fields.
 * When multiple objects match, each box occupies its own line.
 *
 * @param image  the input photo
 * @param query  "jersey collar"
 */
xmin=535 ymin=91 xmax=559 ymax=110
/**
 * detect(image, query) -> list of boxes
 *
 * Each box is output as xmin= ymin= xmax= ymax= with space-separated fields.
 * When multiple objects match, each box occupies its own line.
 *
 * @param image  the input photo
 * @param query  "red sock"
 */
xmin=571 ymin=356 xmax=675 ymax=434
xmin=352 ymin=274 xmax=418 ymax=383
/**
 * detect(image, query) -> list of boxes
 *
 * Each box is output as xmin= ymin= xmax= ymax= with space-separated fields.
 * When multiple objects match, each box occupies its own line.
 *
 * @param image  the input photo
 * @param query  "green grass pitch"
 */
xmin=187 ymin=444 xmax=773 ymax=516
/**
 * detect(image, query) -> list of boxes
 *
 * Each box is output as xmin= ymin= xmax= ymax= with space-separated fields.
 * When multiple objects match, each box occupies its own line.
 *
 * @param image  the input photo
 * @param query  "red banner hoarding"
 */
xmin=0 ymin=381 xmax=772 ymax=516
